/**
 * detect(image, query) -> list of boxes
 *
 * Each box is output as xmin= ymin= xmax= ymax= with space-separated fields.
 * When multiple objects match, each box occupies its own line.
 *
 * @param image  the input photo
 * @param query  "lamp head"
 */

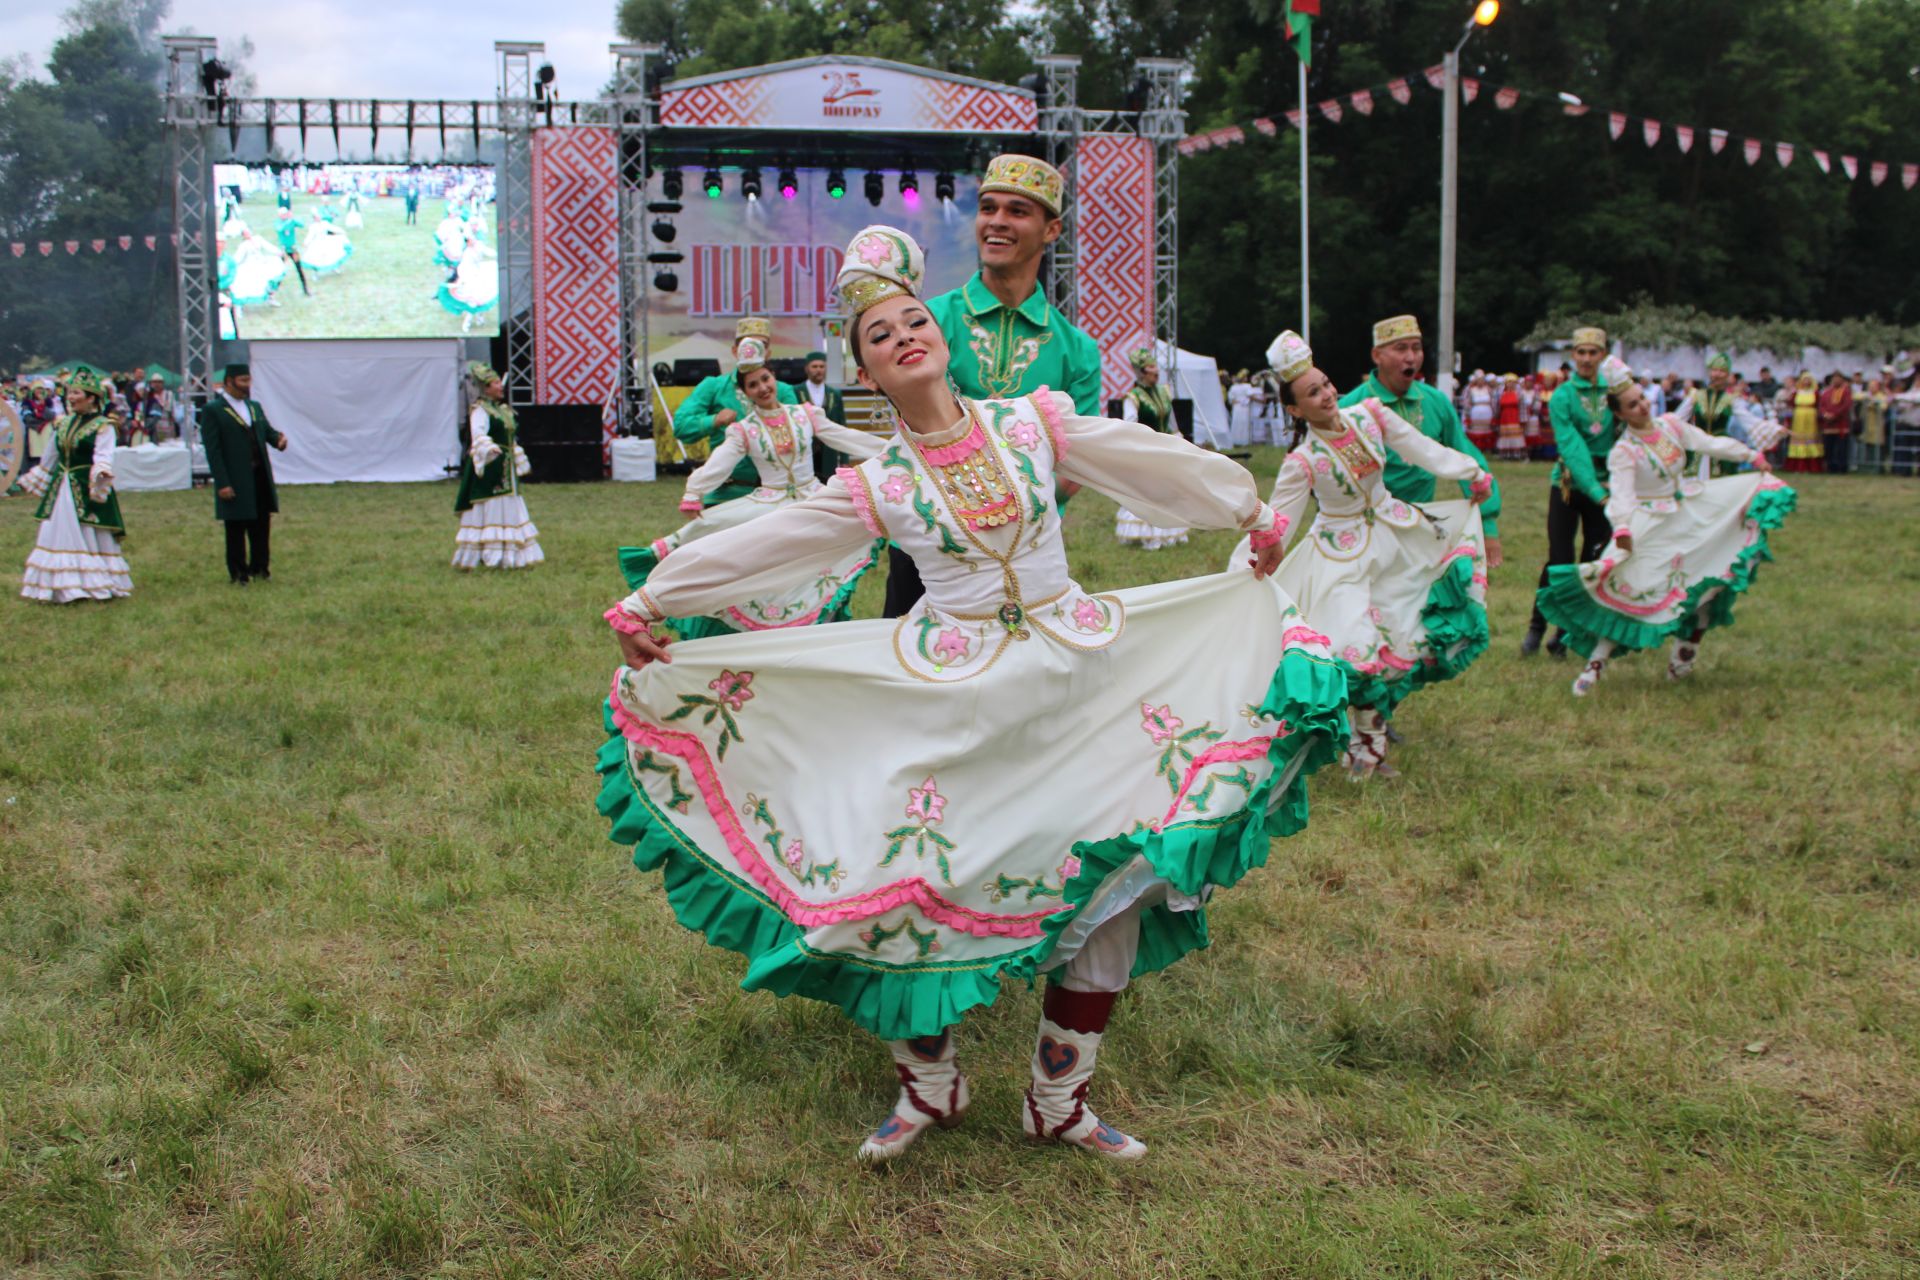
xmin=1473 ymin=0 xmax=1500 ymax=25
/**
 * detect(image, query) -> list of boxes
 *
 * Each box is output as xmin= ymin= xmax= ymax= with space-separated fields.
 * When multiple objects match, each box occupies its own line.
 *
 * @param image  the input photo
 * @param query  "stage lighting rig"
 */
xmin=863 ymin=171 xmax=885 ymax=206
xmin=741 ymin=167 xmax=763 ymax=201
xmin=935 ymin=171 xmax=956 ymax=202
xmin=704 ymin=162 xmax=723 ymax=198
xmin=898 ymin=169 xmax=919 ymax=196
xmin=536 ymin=63 xmax=557 ymax=124
xmin=778 ymin=165 xmax=798 ymax=199
xmin=651 ymin=218 xmax=677 ymax=243
xmin=826 ymin=168 xmax=847 ymax=199
xmin=654 ymin=269 xmax=678 ymax=292
xmin=662 ymin=167 xmax=683 ymax=200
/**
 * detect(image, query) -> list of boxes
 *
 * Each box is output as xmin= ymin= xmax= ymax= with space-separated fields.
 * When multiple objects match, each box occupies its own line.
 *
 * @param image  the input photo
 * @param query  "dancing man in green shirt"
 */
xmin=1338 ymin=313 xmax=1503 ymax=570
xmin=672 ymin=317 xmax=801 ymax=506
xmin=1523 ymin=326 xmax=1617 ymax=656
xmin=882 ymin=153 xmax=1103 ymax=617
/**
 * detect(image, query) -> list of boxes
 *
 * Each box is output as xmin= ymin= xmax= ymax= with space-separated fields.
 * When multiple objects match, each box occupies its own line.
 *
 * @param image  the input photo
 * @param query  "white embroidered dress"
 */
xmin=1537 ymin=414 xmax=1794 ymax=656
xmin=453 ymin=406 xmax=542 ymax=570
xmin=18 ymin=417 xmax=132 ymax=603
xmin=599 ymin=389 xmax=1346 ymax=1040
xmin=1232 ymin=398 xmax=1490 ymax=712
xmin=623 ymin=401 xmax=886 ymax=634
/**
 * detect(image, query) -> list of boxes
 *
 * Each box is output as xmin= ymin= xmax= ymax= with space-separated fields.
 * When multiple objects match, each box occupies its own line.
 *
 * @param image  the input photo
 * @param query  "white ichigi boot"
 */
xmin=1021 ymin=1018 xmax=1148 ymax=1161
xmin=1666 ymin=637 xmax=1699 ymax=681
xmin=1345 ymin=707 xmax=1391 ymax=780
xmin=856 ymin=1031 xmax=969 ymax=1165
xmin=1572 ymin=640 xmax=1613 ymax=697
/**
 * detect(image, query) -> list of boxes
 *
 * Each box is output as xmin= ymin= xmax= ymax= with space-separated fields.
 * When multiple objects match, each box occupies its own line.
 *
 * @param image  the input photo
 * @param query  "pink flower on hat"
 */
xmin=856 ymin=235 xmax=893 ymax=266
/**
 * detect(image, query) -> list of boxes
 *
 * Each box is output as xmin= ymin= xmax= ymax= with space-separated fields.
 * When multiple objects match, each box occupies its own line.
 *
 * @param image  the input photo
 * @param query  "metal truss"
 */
xmin=495 ymin=42 xmax=542 ymax=406
xmin=611 ymin=43 xmax=663 ymax=434
xmin=1136 ymin=59 xmax=1190 ymax=382
xmin=163 ymin=36 xmax=218 ymax=400
xmin=1033 ymin=56 xmax=1082 ymax=324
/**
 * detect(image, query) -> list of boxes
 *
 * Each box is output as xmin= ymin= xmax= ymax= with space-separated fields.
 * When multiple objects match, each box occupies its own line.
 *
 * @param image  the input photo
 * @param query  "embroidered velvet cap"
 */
xmin=980 ymin=154 xmax=1064 ymax=216
xmin=835 ymin=226 xmax=926 ymax=319
xmin=467 ymin=360 xmax=502 ymax=386
xmin=735 ymin=317 xmax=772 ymax=341
xmin=1707 ymin=352 xmax=1732 ymax=372
xmin=1600 ymin=355 xmax=1636 ymax=394
xmin=1572 ymin=326 xmax=1608 ymax=350
xmin=1372 ymin=314 xmax=1421 ymax=346
xmin=1267 ymin=330 xmax=1315 ymax=383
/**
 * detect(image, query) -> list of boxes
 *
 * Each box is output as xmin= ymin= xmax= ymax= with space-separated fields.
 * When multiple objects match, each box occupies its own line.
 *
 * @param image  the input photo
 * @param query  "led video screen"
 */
xmin=212 ymin=163 xmax=498 ymax=340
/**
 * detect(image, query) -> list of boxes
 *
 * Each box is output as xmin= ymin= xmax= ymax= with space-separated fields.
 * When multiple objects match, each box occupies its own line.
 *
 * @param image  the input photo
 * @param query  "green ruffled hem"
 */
xmin=594 ymin=648 xmax=1349 ymax=1040
xmin=1537 ymin=484 xmax=1796 ymax=658
xmin=615 ymin=538 xmax=882 ymax=640
xmin=1343 ymin=555 xmax=1490 ymax=715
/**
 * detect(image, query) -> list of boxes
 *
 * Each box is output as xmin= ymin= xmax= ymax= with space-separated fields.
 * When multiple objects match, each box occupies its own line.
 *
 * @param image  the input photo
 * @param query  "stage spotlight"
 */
xmin=779 ymin=166 xmax=798 ymax=199
xmin=935 ymin=171 xmax=956 ymax=202
xmin=898 ymin=170 xmax=919 ymax=195
xmin=537 ymin=63 xmax=556 ymax=89
xmin=199 ymin=57 xmax=232 ymax=99
xmin=863 ymin=171 xmax=885 ymax=206
xmin=662 ymin=167 xmax=683 ymax=200
xmin=654 ymin=269 xmax=678 ymax=292
xmin=651 ymin=218 xmax=677 ymax=243
xmin=704 ymin=166 xmax=723 ymax=198
xmin=741 ymin=167 xmax=763 ymax=200
xmin=826 ymin=168 xmax=847 ymax=199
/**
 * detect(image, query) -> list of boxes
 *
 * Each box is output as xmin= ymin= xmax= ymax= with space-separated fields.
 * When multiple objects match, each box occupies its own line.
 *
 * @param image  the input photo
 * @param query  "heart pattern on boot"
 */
xmin=1037 ymin=1036 xmax=1079 ymax=1080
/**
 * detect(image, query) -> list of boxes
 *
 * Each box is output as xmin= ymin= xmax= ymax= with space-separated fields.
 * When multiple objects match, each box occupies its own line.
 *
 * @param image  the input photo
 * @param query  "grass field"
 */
xmin=226 ymin=196 xmax=495 ymax=342
xmin=2 ymin=459 xmax=1917 ymax=1278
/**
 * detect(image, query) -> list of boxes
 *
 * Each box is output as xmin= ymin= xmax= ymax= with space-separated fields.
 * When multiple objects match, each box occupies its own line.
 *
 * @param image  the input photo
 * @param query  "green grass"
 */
xmin=2 ymin=458 xmax=1917 ymax=1277
xmin=226 ymin=195 xmax=493 ymax=341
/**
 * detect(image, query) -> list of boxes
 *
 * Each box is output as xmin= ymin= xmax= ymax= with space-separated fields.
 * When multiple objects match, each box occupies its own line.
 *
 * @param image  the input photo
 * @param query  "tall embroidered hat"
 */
xmin=1600 ymin=355 xmax=1636 ymax=394
xmin=1128 ymin=347 xmax=1157 ymax=372
xmin=1572 ymin=325 xmax=1608 ymax=350
xmin=734 ymin=337 xmax=769 ymax=372
xmin=835 ymin=225 xmax=926 ymax=319
xmin=980 ymin=153 xmax=1064 ymax=216
xmin=467 ymin=360 xmax=502 ymax=387
xmin=65 ymin=367 xmax=105 ymax=398
xmin=1707 ymin=352 xmax=1732 ymax=372
xmin=1267 ymin=330 xmax=1315 ymax=383
xmin=735 ymin=317 xmax=772 ymax=342
xmin=1372 ymin=314 xmax=1421 ymax=347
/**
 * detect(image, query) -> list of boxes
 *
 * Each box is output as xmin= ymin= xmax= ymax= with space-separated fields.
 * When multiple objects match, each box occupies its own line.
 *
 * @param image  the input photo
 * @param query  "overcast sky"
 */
xmin=4 ymin=0 xmax=622 ymax=100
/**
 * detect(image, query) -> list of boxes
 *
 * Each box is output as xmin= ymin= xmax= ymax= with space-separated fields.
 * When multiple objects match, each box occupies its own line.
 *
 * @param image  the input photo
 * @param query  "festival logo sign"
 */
xmin=658 ymin=56 xmax=1037 ymax=134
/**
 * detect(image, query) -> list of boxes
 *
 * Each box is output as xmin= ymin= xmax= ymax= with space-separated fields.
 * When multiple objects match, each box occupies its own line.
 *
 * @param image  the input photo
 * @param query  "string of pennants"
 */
xmin=1179 ymin=65 xmax=1920 ymax=191
xmin=7 ymin=234 xmax=178 ymax=258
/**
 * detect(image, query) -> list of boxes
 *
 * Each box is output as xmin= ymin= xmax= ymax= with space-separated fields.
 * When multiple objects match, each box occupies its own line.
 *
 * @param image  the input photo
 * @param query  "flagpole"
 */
xmin=1299 ymin=58 xmax=1310 ymax=343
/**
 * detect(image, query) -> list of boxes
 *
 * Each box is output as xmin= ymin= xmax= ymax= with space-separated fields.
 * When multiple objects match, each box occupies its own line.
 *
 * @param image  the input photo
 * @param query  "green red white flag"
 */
xmin=1289 ymin=0 xmax=1318 ymax=68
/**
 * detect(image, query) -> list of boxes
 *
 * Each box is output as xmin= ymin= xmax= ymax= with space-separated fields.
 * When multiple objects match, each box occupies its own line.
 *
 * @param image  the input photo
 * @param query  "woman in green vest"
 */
xmin=15 ymin=368 xmax=131 ymax=602
xmin=453 ymin=363 xmax=543 ymax=570
xmin=1113 ymin=348 xmax=1190 ymax=550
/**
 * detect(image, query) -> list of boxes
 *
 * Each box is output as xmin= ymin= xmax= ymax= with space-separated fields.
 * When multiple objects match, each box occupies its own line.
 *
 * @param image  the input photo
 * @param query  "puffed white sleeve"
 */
xmin=1119 ymin=396 xmax=1140 ymax=424
xmin=1604 ymin=439 xmax=1638 ymax=533
xmin=1264 ymin=450 xmax=1315 ymax=549
xmin=18 ymin=445 xmax=52 ymax=495
xmin=88 ymin=426 xmax=116 ymax=501
xmin=1367 ymin=398 xmax=1488 ymax=489
xmin=513 ymin=443 xmax=531 ymax=477
xmin=1675 ymin=417 xmax=1760 ymax=464
xmin=804 ymin=405 xmax=886 ymax=461
xmin=607 ymin=476 xmax=875 ymax=633
xmin=681 ymin=421 xmax=749 ymax=503
xmin=1041 ymin=390 xmax=1281 ymax=541
xmin=468 ymin=407 xmax=502 ymax=467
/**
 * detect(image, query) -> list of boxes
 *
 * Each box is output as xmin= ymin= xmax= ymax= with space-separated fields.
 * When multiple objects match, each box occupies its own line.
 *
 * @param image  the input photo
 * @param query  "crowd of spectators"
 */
xmin=6 ymin=367 xmax=189 ymax=467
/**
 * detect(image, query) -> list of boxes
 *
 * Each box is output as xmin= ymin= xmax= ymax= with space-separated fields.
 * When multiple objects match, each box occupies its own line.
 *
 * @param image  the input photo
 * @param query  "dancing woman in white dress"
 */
xmin=15 ymin=369 xmax=132 ymax=602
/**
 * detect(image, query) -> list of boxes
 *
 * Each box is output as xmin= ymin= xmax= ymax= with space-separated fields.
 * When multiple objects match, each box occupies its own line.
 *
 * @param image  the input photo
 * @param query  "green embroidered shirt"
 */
xmin=925 ymin=272 xmax=1102 ymax=414
xmin=1340 ymin=373 xmax=1502 ymax=538
xmin=1549 ymin=374 xmax=1617 ymax=503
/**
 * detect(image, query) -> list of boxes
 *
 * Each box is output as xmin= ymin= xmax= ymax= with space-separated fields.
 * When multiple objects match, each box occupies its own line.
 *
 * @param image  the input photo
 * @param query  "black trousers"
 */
xmin=1824 ymin=432 xmax=1851 ymax=474
xmin=1529 ymin=485 xmax=1611 ymax=632
xmin=225 ymin=514 xmax=271 ymax=580
xmin=882 ymin=544 xmax=924 ymax=619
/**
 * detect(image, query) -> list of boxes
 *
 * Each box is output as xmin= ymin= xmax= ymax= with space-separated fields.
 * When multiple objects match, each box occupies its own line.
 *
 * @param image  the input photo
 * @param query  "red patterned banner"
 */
xmin=531 ymin=127 xmax=620 ymax=426
xmin=1071 ymin=134 xmax=1156 ymax=402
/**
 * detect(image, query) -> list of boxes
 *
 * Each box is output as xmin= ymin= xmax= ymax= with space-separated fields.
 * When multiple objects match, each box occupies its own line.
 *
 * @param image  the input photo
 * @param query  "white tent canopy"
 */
xmin=1152 ymin=341 xmax=1232 ymax=447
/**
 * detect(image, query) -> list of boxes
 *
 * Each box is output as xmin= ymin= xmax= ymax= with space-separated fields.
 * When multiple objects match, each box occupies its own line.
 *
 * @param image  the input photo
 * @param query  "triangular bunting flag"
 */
xmin=1562 ymin=102 xmax=1590 ymax=118
xmin=90 ymin=239 xmax=105 ymax=253
xmin=1494 ymin=86 xmax=1519 ymax=109
xmin=1870 ymin=161 xmax=1888 ymax=186
xmin=1319 ymin=99 xmax=1343 ymax=123
xmin=1813 ymin=150 xmax=1830 ymax=173
xmin=1905 ymin=164 xmax=1918 ymax=190
xmin=144 ymin=235 xmax=157 ymax=250
xmin=9 ymin=243 xmax=22 ymax=258
xmin=117 ymin=235 xmax=131 ymax=250
xmin=1350 ymin=89 xmax=1373 ymax=115
xmin=1743 ymin=137 xmax=1761 ymax=165
xmin=170 ymin=234 xmax=178 ymax=245
xmin=1424 ymin=65 xmax=1447 ymax=90
xmin=1389 ymin=78 xmax=1411 ymax=105
xmin=1710 ymin=128 xmax=1728 ymax=154
xmin=1676 ymin=125 xmax=1694 ymax=153
xmin=64 ymin=240 xmax=78 ymax=255
xmin=1176 ymin=139 xmax=1199 ymax=155
xmin=1642 ymin=119 xmax=1661 ymax=146
xmin=1608 ymin=112 xmax=1627 ymax=140
xmin=1186 ymin=134 xmax=1211 ymax=152
xmin=38 ymin=242 xmax=52 ymax=256
xmin=1775 ymin=142 xmax=1794 ymax=168
xmin=1462 ymin=78 xmax=1479 ymax=103
xmin=1215 ymin=125 xmax=1244 ymax=146
xmin=1252 ymin=117 xmax=1278 ymax=136
xmin=1841 ymin=155 xmax=1857 ymax=179
xmin=1285 ymin=109 xmax=1302 ymax=129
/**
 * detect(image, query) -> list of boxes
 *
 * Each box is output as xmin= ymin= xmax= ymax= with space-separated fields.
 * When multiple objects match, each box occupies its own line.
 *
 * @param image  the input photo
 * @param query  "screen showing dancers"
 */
xmin=211 ymin=163 xmax=499 ymax=340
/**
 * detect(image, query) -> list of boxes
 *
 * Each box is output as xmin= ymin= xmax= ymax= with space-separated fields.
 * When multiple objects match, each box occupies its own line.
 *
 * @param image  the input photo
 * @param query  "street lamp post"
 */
xmin=1437 ymin=0 xmax=1499 ymax=396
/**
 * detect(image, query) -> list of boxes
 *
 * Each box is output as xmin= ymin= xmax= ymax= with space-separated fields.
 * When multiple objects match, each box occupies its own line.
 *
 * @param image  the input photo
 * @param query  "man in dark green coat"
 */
xmin=199 ymin=363 xmax=289 ymax=584
xmin=800 ymin=350 xmax=851 ymax=483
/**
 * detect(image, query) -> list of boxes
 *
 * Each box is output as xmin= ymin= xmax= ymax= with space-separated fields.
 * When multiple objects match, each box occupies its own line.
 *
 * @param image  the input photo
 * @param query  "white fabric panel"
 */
xmin=249 ymin=339 xmax=461 ymax=484
xmin=610 ymin=437 xmax=658 ymax=482
xmin=1157 ymin=342 xmax=1231 ymax=448
xmin=111 ymin=443 xmax=192 ymax=491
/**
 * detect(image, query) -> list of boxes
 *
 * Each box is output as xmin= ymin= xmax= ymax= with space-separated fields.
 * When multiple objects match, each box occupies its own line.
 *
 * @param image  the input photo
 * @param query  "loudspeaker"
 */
xmin=516 ymin=403 xmax=604 ymax=482
xmin=672 ymin=357 xmax=721 ymax=384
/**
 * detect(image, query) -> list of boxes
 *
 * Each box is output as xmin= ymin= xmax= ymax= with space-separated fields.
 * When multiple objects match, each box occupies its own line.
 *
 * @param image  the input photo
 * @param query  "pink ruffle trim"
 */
xmin=837 ymin=466 xmax=884 ymax=537
xmin=605 ymin=604 xmax=652 ymax=636
xmin=1248 ymin=510 xmax=1289 ymax=551
xmin=1468 ymin=471 xmax=1493 ymax=501
xmin=1282 ymin=625 xmax=1332 ymax=650
xmin=918 ymin=420 xmax=987 ymax=466
xmin=608 ymin=679 xmax=1058 ymax=938
xmin=677 ymin=499 xmax=702 ymax=515
xmin=1032 ymin=386 xmax=1069 ymax=458
xmin=1376 ymin=645 xmax=1417 ymax=674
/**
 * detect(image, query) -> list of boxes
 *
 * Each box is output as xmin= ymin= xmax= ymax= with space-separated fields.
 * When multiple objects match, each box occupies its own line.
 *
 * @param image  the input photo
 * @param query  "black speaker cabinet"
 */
xmin=516 ymin=403 xmax=605 ymax=482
